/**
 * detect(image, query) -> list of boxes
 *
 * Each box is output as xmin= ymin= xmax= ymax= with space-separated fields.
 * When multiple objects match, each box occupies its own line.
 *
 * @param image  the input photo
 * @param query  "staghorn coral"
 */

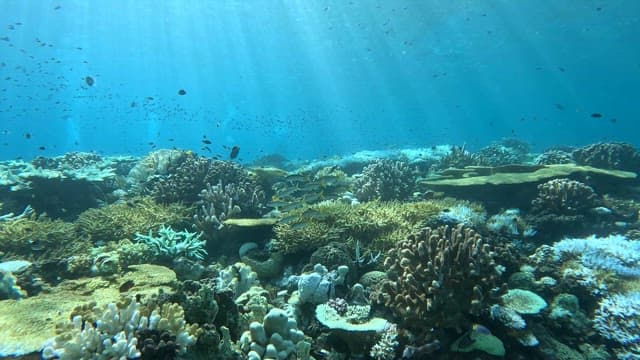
xmin=431 ymin=144 xmax=478 ymax=171
xmin=75 ymin=196 xmax=189 ymax=243
xmin=135 ymin=225 xmax=208 ymax=261
xmin=0 ymin=213 xmax=87 ymax=262
xmin=573 ymin=142 xmax=640 ymax=172
xmin=270 ymin=199 xmax=465 ymax=255
xmin=378 ymin=224 xmax=504 ymax=330
xmin=531 ymin=178 xmax=598 ymax=214
xmin=354 ymin=159 xmax=414 ymax=202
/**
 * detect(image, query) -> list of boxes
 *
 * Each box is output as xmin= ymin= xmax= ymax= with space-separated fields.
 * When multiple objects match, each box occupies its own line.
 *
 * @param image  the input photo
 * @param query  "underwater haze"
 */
xmin=1 ymin=0 xmax=639 ymax=162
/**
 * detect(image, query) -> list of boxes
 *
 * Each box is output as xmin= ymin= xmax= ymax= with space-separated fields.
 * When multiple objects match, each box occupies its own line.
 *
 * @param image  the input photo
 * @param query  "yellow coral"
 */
xmin=0 ymin=213 xmax=85 ymax=261
xmin=272 ymin=199 xmax=481 ymax=254
xmin=75 ymin=196 xmax=189 ymax=243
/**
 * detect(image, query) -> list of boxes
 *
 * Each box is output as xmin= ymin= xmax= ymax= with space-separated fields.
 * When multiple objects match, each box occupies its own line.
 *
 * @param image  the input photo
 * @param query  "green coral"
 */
xmin=75 ymin=196 xmax=189 ymax=243
xmin=0 ymin=213 xmax=87 ymax=261
xmin=271 ymin=198 xmax=474 ymax=254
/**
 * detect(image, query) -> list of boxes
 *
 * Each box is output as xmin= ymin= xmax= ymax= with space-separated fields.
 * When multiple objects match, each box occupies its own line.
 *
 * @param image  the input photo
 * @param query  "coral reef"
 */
xmin=573 ymin=142 xmax=640 ymax=172
xmin=42 ymin=298 xmax=199 ymax=359
xmin=271 ymin=198 xmax=463 ymax=255
xmin=552 ymin=234 xmax=640 ymax=278
xmin=535 ymin=149 xmax=575 ymax=165
xmin=238 ymin=308 xmax=308 ymax=360
xmin=134 ymin=225 xmax=208 ymax=261
xmin=0 ymin=213 xmax=87 ymax=262
xmin=315 ymin=302 xmax=389 ymax=357
xmin=531 ymin=178 xmax=598 ymax=214
xmin=593 ymin=291 xmax=640 ymax=358
xmin=75 ymin=196 xmax=189 ymax=243
xmin=475 ymin=138 xmax=531 ymax=166
xmin=378 ymin=224 xmax=504 ymax=330
xmin=354 ymin=159 xmax=414 ymax=202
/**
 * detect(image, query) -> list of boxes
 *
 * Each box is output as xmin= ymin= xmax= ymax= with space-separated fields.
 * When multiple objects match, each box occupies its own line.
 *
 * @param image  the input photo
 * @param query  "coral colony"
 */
xmin=1 ymin=141 xmax=640 ymax=359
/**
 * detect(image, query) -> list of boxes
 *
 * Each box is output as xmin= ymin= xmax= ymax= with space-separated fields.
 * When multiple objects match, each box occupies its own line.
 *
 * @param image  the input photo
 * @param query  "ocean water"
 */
xmin=1 ymin=1 xmax=639 ymax=162
xmin=2 ymin=2 xmax=640 ymax=360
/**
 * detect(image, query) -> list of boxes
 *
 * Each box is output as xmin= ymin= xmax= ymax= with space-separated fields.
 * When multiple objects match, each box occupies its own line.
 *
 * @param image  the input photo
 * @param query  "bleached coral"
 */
xmin=238 ymin=308 xmax=308 ymax=360
xmin=438 ymin=204 xmax=486 ymax=227
xmin=42 ymin=300 xmax=197 ymax=359
xmin=593 ymin=292 xmax=640 ymax=358
xmin=370 ymin=323 xmax=399 ymax=360
xmin=553 ymin=234 xmax=640 ymax=278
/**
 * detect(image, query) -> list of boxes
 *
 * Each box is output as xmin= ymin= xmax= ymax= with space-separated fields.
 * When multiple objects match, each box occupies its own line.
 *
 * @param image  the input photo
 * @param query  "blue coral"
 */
xmin=553 ymin=234 xmax=640 ymax=278
xmin=593 ymin=292 xmax=640 ymax=358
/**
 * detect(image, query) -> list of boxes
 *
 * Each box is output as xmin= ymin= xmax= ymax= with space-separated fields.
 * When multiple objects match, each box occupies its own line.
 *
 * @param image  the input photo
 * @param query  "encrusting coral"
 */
xmin=377 ymin=224 xmax=504 ymax=330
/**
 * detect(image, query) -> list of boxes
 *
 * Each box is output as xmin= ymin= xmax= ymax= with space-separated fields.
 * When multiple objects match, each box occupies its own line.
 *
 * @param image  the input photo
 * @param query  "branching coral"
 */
xmin=531 ymin=178 xmax=598 ymax=214
xmin=0 ymin=213 xmax=86 ymax=262
xmin=135 ymin=225 xmax=208 ymax=261
xmin=75 ymin=196 xmax=189 ymax=243
xmin=475 ymin=138 xmax=531 ymax=166
xmin=378 ymin=224 xmax=504 ymax=330
xmin=354 ymin=159 xmax=414 ymax=202
xmin=270 ymin=199 xmax=465 ymax=255
xmin=593 ymin=291 xmax=640 ymax=358
xmin=42 ymin=298 xmax=199 ymax=359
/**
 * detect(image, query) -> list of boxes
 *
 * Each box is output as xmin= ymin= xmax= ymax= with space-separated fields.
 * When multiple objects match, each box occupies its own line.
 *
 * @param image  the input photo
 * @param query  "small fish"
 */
xmin=178 ymin=89 xmax=186 ymax=96
xmin=201 ymin=146 xmax=211 ymax=152
xmin=119 ymin=280 xmax=135 ymax=293
xmin=85 ymin=76 xmax=94 ymax=86
xmin=202 ymin=139 xmax=212 ymax=144
xmin=0 ymin=37 xmax=9 ymax=42
xmin=554 ymin=103 xmax=565 ymax=110
xmin=24 ymin=132 xmax=31 ymax=139
xmin=610 ymin=118 xmax=617 ymax=123
xmin=54 ymin=5 xmax=61 ymax=10
xmin=230 ymin=145 xmax=240 ymax=159
xmin=591 ymin=113 xmax=603 ymax=118
xmin=130 ymin=101 xmax=136 ymax=108
xmin=38 ymin=146 xmax=46 ymax=150
xmin=278 ymin=215 xmax=299 ymax=225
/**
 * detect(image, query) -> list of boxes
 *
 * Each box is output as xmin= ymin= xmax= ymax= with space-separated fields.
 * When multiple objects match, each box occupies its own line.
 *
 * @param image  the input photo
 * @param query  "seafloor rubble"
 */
xmin=1 ymin=140 xmax=640 ymax=360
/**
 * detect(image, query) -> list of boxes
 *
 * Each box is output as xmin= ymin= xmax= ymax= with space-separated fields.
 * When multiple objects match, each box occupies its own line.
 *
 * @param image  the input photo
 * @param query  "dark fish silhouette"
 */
xmin=202 ymin=139 xmax=212 ymax=145
xmin=591 ymin=113 xmax=603 ymax=118
xmin=178 ymin=89 xmax=186 ymax=96
xmin=230 ymin=145 xmax=240 ymax=159
xmin=85 ymin=76 xmax=94 ymax=86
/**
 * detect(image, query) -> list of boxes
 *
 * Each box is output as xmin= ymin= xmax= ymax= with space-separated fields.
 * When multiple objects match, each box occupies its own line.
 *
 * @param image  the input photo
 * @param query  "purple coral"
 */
xmin=327 ymin=298 xmax=349 ymax=316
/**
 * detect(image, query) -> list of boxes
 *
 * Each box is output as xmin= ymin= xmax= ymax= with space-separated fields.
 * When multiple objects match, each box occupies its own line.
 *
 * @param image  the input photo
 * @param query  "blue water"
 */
xmin=1 ymin=1 xmax=639 ymax=162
